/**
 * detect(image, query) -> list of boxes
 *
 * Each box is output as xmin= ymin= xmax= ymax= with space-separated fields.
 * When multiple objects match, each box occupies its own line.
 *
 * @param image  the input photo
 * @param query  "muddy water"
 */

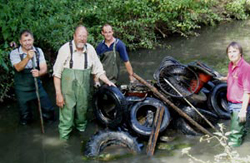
xmin=2 ymin=20 xmax=250 ymax=163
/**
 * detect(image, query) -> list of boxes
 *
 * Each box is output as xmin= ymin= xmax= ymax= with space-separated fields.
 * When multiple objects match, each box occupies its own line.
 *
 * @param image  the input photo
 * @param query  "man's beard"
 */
xmin=76 ymin=43 xmax=84 ymax=49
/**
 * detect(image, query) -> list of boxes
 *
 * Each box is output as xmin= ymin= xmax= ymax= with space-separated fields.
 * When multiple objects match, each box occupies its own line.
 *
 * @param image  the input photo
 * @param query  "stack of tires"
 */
xmin=154 ymin=57 xmax=230 ymax=135
xmin=92 ymin=85 xmax=171 ymax=137
xmin=86 ymin=84 xmax=172 ymax=157
xmin=86 ymin=56 xmax=230 ymax=157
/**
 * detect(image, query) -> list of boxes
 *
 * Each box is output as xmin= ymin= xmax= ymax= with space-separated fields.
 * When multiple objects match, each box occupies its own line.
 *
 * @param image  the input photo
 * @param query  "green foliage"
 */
xmin=225 ymin=0 xmax=248 ymax=19
xmin=0 ymin=48 xmax=14 ymax=102
xmin=0 ymin=0 xmax=248 ymax=52
xmin=0 ymin=0 xmax=249 ymax=101
xmin=0 ymin=0 xmax=81 ymax=52
xmin=150 ymin=0 xmax=220 ymax=36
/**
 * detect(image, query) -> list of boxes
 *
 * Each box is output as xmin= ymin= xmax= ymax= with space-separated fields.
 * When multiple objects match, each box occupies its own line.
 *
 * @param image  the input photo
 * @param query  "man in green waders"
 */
xmin=220 ymin=42 xmax=250 ymax=147
xmin=10 ymin=30 xmax=55 ymax=125
xmin=53 ymin=25 xmax=115 ymax=140
xmin=95 ymin=24 xmax=135 ymax=85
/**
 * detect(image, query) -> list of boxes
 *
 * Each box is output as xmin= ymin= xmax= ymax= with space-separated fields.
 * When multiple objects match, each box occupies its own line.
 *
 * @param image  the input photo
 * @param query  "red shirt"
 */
xmin=227 ymin=57 xmax=250 ymax=103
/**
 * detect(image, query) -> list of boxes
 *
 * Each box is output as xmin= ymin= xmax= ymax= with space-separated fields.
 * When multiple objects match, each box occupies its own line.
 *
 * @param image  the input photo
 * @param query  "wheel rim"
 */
xmin=157 ymin=64 xmax=199 ymax=98
xmin=96 ymin=93 xmax=118 ymax=122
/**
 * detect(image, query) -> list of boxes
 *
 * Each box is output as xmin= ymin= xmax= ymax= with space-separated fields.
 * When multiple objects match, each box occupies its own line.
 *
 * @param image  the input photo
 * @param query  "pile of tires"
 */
xmin=154 ymin=58 xmax=230 ymax=136
xmin=88 ymin=85 xmax=172 ymax=157
xmin=87 ymin=57 xmax=230 ymax=157
xmin=93 ymin=85 xmax=172 ymax=137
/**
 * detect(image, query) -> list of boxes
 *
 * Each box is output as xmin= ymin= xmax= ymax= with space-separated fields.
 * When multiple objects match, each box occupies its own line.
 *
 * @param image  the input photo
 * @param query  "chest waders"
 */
xmin=228 ymin=103 xmax=250 ymax=147
xmin=14 ymin=48 xmax=48 ymax=122
xmin=59 ymin=41 xmax=91 ymax=140
xmin=100 ymin=39 xmax=120 ymax=83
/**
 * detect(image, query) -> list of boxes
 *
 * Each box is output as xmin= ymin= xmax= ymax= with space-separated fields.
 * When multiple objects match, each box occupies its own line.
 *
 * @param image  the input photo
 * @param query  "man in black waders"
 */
xmin=95 ymin=24 xmax=135 ymax=86
xmin=53 ymin=25 xmax=115 ymax=140
xmin=10 ymin=30 xmax=55 ymax=125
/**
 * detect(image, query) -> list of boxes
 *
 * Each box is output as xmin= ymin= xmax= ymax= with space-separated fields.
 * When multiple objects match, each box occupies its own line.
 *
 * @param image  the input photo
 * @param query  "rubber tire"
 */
xmin=207 ymin=83 xmax=230 ymax=119
xmin=129 ymin=97 xmax=171 ymax=136
xmin=153 ymin=56 xmax=181 ymax=80
xmin=157 ymin=64 xmax=200 ymax=98
xmin=181 ymin=106 xmax=219 ymax=128
xmin=85 ymin=130 xmax=141 ymax=157
xmin=201 ymin=81 xmax=216 ymax=95
xmin=93 ymin=85 xmax=127 ymax=128
xmin=171 ymin=117 xmax=202 ymax=136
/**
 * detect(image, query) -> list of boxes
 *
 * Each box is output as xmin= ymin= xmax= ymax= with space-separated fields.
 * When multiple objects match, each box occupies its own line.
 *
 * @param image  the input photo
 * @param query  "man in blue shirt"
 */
xmin=95 ymin=24 xmax=135 ymax=84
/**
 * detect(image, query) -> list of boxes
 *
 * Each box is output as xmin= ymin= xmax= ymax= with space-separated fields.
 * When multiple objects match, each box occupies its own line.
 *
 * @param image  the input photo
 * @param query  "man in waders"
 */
xmin=95 ymin=24 xmax=135 ymax=85
xmin=10 ymin=30 xmax=55 ymax=125
xmin=53 ymin=25 xmax=115 ymax=140
xmin=221 ymin=42 xmax=250 ymax=147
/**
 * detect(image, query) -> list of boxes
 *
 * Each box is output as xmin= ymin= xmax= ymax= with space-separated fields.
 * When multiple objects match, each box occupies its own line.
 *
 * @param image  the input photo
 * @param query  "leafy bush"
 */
xmin=0 ymin=48 xmax=14 ymax=102
xmin=225 ymin=0 xmax=248 ymax=19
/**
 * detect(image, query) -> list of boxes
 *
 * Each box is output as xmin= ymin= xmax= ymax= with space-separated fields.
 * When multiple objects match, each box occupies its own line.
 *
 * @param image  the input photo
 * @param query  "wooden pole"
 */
xmin=147 ymin=105 xmax=165 ymax=156
xmin=32 ymin=57 xmax=45 ymax=134
xmin=132 ymin=73 xmax=213 ymax=137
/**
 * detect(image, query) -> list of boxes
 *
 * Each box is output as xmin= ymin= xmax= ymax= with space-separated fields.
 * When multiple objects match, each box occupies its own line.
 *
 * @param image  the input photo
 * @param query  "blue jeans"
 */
xmin=228 ymin=102 xmax=250 ymax=113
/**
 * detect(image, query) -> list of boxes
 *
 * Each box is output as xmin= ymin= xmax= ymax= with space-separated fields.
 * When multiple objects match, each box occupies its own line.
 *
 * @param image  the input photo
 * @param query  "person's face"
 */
xmin=19 ymin=34 xmax=34 ymax=51
xmin=74 ymin=27 xmax=88 ymax=50
xmin=227 ymin=46 xmax=241 ymax=64
xmin=102 ymin=26 xmax=114 ymax=41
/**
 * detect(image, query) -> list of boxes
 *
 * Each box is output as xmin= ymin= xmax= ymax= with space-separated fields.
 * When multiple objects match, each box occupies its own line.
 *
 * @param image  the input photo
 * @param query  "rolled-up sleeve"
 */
xmin=53 ymin=45 xmax=68 ymax=79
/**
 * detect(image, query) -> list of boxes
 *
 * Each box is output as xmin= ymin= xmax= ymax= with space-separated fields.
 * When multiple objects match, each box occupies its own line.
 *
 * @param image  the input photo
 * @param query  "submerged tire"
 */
xmin=129 ymin=97 xmax=171 ymax=136
xmin=172 ymin=117 xmax=202 ymax=136
xmin=181 ymin=106 xmax=219 ymax=128
xmin=207 ymin=83 xmax=230 ymax=119
xmin=93 ymin=85 xmax=127 ymax=128
xmin=85 ymin=131 xmax=141 ymax=157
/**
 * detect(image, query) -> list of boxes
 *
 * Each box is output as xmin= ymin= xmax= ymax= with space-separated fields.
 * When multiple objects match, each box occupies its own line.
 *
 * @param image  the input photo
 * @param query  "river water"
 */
xmin=1 ymin=20 xmax=250 ymax=163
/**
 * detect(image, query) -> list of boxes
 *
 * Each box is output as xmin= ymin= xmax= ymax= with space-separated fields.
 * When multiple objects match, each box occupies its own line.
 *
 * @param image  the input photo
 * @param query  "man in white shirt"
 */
xmin=53 ymin=25 xmax=115 ymax=140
